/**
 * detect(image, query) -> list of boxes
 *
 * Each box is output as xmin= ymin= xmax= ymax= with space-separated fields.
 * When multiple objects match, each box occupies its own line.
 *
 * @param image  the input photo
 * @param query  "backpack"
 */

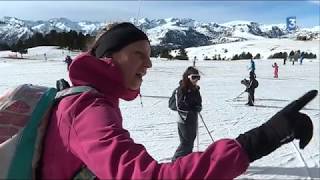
xmin=241 ymin=79 xmax=250 ymax=87
xmin=0 ymin=83 xmax=95 ymax=179
xmin=168 ymin=88 xmax=178 ymax=111
xmin=252 ymin=79 xmax=259 ymax=88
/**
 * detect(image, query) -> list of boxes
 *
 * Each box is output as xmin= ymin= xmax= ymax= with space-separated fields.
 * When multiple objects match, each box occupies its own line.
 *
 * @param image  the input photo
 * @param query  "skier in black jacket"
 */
xmin=246 ymin=71 xmax=258 ymax=106
xmin=172 ymin=66 xmax=202 ymax=161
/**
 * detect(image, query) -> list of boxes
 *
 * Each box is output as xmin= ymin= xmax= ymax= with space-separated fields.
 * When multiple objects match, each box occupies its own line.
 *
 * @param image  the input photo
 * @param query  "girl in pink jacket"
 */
xmin=40 ymin=22 xmax=317 ymax=179
xmin=272 ymin=62 xmax=279 ymax=78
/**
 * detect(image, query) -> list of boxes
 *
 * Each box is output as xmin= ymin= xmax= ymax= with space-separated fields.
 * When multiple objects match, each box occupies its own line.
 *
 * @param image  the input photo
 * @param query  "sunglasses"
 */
xmin=188 ymin=74 xmax=201 ymax=81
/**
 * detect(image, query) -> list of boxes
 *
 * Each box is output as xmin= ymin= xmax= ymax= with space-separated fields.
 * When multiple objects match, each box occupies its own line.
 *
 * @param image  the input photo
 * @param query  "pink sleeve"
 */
xmin=69 ymin=104 xmax=249 ymax=179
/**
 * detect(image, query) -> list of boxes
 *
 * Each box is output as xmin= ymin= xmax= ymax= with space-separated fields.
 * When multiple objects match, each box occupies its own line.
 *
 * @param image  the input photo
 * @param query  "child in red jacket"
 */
xmin=272 ymin=62 xmax=279 ymax=78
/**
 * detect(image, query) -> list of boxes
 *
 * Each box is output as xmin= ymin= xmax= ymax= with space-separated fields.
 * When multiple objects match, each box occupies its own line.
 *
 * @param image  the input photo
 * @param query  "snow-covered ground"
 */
xmin=0 ymin=43 xmax=319 ymax=179
xmin=0 ymin=46 xmax=79 ymax=61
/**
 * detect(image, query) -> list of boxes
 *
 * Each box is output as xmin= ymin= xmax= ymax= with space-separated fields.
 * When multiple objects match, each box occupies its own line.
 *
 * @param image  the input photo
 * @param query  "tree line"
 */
xmin=268 ymin=50 xmax=317 ymax=59
xmin=0 ymin=31 xmax=317 ymax=61
xmin=0 ymin=30 xmax=95 ymax=53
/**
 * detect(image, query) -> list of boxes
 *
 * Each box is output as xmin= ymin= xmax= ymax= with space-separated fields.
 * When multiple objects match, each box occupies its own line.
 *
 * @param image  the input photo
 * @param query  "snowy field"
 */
xmin=185 ymin=38 xmax=319 ymax=61
xmin=0 ymin=42 xmax=319 ymax=179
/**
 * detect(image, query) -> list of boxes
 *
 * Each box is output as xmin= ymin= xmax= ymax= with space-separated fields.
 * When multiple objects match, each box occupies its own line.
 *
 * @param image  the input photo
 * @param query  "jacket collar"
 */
xmin=69 ymin=53 xmax=139 ymax=101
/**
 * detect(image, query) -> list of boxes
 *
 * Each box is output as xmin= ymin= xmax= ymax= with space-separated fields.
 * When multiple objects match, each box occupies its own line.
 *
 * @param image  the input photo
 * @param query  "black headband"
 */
xmin=93 ymin=23 xmax=149 ymax=58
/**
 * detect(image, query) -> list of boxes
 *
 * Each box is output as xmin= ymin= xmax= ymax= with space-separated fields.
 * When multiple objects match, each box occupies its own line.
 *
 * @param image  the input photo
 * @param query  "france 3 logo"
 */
xmin=286 ymin=16 xmax=297 ymax=31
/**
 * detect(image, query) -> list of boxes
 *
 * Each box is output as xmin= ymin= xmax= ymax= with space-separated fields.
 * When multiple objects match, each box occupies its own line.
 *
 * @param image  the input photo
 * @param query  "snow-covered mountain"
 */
xmin=0 ymin=16 xmax=104 ymax=45
xmin=0 ymin=17 xmax=34 ymax=45
xmin=138 ymin=18 xmax=319 ymax=47
xmin=0 ymin=16 xmax=319 ymax=47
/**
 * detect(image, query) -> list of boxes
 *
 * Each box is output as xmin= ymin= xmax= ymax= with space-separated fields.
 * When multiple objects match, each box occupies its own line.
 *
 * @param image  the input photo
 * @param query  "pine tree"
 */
xmin=175 ymin=48 xmax=188 ymax=60
xmin=160 ymin=49 xmax=173 ymax=59
xmin=12 ymin=40 xmax=28 ymax=58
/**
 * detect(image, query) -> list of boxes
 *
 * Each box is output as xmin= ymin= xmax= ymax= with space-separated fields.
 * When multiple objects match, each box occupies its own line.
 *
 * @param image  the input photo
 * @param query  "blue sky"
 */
xmin=0 ymin=1 xmax=319 ymax=27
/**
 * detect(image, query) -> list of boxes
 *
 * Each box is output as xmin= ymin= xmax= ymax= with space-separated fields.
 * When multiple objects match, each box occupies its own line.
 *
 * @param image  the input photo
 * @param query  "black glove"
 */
xmin=236 ymin=90 xmax=318 ymax=162
xmin=194 ymin=105 xmax=202 ymax=112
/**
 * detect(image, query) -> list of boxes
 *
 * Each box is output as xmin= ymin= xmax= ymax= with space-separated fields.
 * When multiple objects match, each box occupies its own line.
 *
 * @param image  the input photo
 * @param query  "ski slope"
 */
xmin=185 ymin=39 xmax=319 ymax=61
xmin=0 ymin=42 xmax=319 ymax=179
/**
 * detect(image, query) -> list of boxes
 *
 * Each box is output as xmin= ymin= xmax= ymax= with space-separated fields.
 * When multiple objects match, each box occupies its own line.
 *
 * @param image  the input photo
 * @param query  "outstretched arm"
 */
xmin=69 ymin=99 xmax=249 ymax=179
xmin=237 ymin=90 xmax=317 ymax=162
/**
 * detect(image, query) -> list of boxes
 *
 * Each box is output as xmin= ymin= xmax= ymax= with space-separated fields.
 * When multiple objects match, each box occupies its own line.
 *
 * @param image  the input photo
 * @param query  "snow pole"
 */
xmin=226 ymin=90 xmax=246 ymax=102
xmin=196 ymin=121 xmax=199 ymax=151
xmin=139 ymin=93 xmax=143 ymax=108
xmin=236 ymin=90 xmax=246 ymax=98
xmin=233 ymin=90 xmax=246 ymax=100
xmin=136 ymin=0 xmax=142 ymax=26
xmin=199 ymin=113 xmax=214 ymax=142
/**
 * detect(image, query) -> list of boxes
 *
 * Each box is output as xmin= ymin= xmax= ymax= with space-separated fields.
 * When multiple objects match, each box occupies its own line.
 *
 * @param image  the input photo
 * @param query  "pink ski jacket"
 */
xmin=40 ymin=53 xmax=249 ymax=179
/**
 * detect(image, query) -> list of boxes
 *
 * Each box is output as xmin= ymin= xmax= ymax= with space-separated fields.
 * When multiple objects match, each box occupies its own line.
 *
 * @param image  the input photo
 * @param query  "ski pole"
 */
xmin=196 ymin=121 xmax=199 ymax=151
xmin=227 ymin=90 xmax=246 ymax=102
xmin=234 ymin=90 xmax=246 ymax=100
xmin=199 ymin=113 xmax=214 ymax=142
xmin=139 ymin=94 xmax=143 ymax=108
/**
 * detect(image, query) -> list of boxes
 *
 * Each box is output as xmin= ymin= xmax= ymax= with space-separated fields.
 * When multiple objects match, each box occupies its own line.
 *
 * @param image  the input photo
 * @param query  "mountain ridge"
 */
xmin=0 ymin=16 xmax=319 ymax=47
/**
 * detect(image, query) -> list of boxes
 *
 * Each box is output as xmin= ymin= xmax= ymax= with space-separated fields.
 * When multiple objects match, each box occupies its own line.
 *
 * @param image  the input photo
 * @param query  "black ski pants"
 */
xmin=172 ymin=120 xmax=198 ymax=161
xmin=248 ymin=89 xmax=255 ymax=105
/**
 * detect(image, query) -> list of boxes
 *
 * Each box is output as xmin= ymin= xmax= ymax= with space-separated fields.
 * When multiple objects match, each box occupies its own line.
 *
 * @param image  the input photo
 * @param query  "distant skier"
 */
xmin=289 ymin=50 xmax=294 ymax=63
xmin=64 ymin=55 xmax=73 ymax=70
xmin=300 ymin=52 xmax=305 ymax=65
xmin=171 ymin=66 xmax=202 ymax=161
xmin=283 ymin=52 xmax=288 ymax=65
xmin=193 ymin=56 xmax=197 ymax=67
xmin=272 ymin=62 xmax=279 ymax=78
xmin=293 ymin=50 xmax=300 ymax=65
xmin=248 ymin=58 xmax=255 ymax=74
xmin=242 ymin=71 xmax=258 ymax=106
xmin=44 ymin=53 xmax=47 ymax=61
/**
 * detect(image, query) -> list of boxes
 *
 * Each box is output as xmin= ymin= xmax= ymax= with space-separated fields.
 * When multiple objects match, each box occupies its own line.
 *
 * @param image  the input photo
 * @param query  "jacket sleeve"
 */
xmin=176 ymin=88 xmax=189 ymax=111
xmin=190 ymin=88 xmax=202 ymax=112
xmin=69 ymin=100 xmax=249 ymax=179
xmin=177 ymin=88 xmax=202 ymax=112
